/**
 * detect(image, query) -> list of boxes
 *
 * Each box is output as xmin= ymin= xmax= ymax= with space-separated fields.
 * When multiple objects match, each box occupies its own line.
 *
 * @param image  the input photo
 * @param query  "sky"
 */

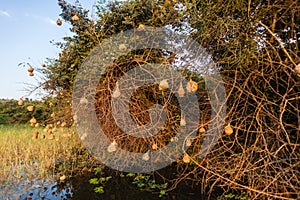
xmin=0 ymin=0 xmax=97 ymax=100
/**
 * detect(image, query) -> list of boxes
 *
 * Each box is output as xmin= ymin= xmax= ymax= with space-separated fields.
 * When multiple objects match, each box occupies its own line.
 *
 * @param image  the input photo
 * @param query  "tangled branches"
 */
xmin=51 ymin=0 xmax=300 ymax=199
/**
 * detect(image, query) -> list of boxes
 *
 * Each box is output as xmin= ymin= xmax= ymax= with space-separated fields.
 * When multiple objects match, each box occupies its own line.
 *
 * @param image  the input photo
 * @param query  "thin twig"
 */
xmin=192 ymin=158 xmax=296 ymax=200
xmin=258 ymin=21 xmax=297 ymax=67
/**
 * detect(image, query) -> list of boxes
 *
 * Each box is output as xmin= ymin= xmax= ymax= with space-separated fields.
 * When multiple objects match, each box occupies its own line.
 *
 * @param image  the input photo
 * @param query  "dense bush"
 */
xmin=37 ymin=0 xmax=299 ymax=199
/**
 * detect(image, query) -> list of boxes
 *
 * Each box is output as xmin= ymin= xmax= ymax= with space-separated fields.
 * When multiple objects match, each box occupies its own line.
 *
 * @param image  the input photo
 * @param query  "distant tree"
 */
xmin=0 ymin=99 xmax=51 ymax=124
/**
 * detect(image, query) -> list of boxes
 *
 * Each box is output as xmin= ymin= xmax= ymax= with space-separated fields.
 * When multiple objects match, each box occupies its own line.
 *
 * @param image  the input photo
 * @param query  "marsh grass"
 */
xmin=0 ymin=124 xmax=83 ymax=184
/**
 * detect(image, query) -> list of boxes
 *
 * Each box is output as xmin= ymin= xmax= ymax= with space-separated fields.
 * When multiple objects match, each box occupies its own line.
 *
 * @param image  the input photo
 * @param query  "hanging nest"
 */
xmin=27 ymin=105 xmax=35 ymax=112
xmin=56 ymin=19 xmax=62 ymax=26
xmin=27 ymin=67 xmax=34 ymax=73
xmin=71 ymin=14 xmax=79 ymax=22
xmin=18 ymin=98 xmax=24 ymax=106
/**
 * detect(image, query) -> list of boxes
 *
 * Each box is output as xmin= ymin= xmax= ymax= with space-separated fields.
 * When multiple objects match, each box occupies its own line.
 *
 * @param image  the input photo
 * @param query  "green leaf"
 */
xmin=99 ymin=177 xmax=106 ymax=182
xmin=89 ymin=178 xmax=99 ymax=185
xmin=94 ymin=167 xmax=102 ymax=175
xmin=159 ymin=190 xmax=166 ymax=198
xmin=137 ymin=183 xmax=145 ymax=188
xmin=126 ymin=173 xmax=135 ymax=177
xmin=224 ymin=193 xmax=235 ymax=198
xmin=161 ymin=183 xmax=168 ymax=189
xmin=94 ymin=186 xmax=104 ymax=194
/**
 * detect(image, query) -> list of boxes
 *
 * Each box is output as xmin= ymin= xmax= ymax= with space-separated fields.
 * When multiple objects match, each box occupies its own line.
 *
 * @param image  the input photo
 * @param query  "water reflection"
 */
xmin=1 ymin=179 xmax=72 ymax=200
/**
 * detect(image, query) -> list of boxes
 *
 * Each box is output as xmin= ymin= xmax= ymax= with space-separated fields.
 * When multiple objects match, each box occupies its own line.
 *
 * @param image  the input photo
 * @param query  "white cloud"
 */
xmin=44 ymin=17 xmax=56 ymax=25
xmin=24 ymin=13 xmax=57 ymax=25
xmin=0 ymin=10 xmax=10 ymax=17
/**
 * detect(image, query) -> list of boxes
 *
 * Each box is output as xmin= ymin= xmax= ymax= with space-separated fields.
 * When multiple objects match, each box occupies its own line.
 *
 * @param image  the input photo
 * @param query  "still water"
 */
xmin=1 ymin=179 xmax=72 ymax=199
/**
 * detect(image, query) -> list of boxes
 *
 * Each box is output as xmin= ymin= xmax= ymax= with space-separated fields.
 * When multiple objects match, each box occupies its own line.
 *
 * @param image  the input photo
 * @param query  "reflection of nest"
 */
xmin=95 ymin=57 xmax=183 ymax=153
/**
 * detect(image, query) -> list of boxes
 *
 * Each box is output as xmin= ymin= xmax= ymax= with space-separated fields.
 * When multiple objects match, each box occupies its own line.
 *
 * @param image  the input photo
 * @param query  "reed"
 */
xmin=0 ymin=124 xmax=82 ymax=183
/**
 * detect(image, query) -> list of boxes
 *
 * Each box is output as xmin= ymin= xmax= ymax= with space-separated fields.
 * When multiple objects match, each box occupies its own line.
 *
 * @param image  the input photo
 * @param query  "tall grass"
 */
xmin=0 ymin=124 xmax=82 ymax=183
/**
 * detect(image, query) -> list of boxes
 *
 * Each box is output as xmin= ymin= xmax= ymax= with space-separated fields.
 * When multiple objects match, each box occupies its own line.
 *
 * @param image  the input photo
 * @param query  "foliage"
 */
xmin=89 ymin=175 xmax=112 ymax=194
xmin=183 ymin=1 xmax=300 ymax=199
xmin=131 ymin=173 xmax=168 ymax=198
xmin=222 ymin=192 xmax=250 ymax=200
xmin=89 ymin=167 xmax=113 ymax=194
xmin=89 ymin=171 xmax=168 ymax=198
xmin=34 ymin=0 xmax=300 ymax=199
xmin=94 ymin=186 xmax=105 ymax=194
xmin=0 ymin=99 xmax=51 ymax=125
xmin=40 ymin=0 xmax=181 ymax=123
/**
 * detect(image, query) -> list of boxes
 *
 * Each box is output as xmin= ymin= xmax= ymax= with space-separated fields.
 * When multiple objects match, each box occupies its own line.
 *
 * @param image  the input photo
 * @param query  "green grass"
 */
xmin=0 ymin=124 xmax=82 ymax=183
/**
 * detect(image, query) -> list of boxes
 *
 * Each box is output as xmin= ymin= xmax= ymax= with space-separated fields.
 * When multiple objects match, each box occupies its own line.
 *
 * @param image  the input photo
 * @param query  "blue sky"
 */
xmin=0 ymin=0 xmax=97 ymax=99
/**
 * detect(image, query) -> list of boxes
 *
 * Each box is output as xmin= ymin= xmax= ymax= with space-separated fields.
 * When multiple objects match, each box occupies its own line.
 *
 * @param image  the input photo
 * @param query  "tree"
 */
xmin=41 ymin=0 xmax=181 ymax=122
xmin=39 ymin=0 xmax=299 ymax=199
xmin=184 ymin=0 xmax=300 ymax=198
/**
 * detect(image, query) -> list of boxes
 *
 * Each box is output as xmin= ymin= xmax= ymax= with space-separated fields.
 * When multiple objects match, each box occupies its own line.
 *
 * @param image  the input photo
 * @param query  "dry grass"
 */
xmin=0 ymin=124 xmax=82 ymax=183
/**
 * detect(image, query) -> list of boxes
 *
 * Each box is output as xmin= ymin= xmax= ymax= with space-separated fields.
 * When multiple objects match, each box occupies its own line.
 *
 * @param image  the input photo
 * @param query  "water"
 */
xmin=0 ymin=179 xmax=72 ymax=200
xmin=0 ymin=167 xmax=208 ymax=200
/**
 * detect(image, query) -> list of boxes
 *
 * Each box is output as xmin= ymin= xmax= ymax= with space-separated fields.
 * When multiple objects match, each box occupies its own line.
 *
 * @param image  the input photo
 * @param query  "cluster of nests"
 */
xmin=31 ymin=122 xmax=74 ymax=141
xmin=93 ymin=56 xmax=234 ymax=160
xmin=17 ymin=96 xmax=74 ymax=141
